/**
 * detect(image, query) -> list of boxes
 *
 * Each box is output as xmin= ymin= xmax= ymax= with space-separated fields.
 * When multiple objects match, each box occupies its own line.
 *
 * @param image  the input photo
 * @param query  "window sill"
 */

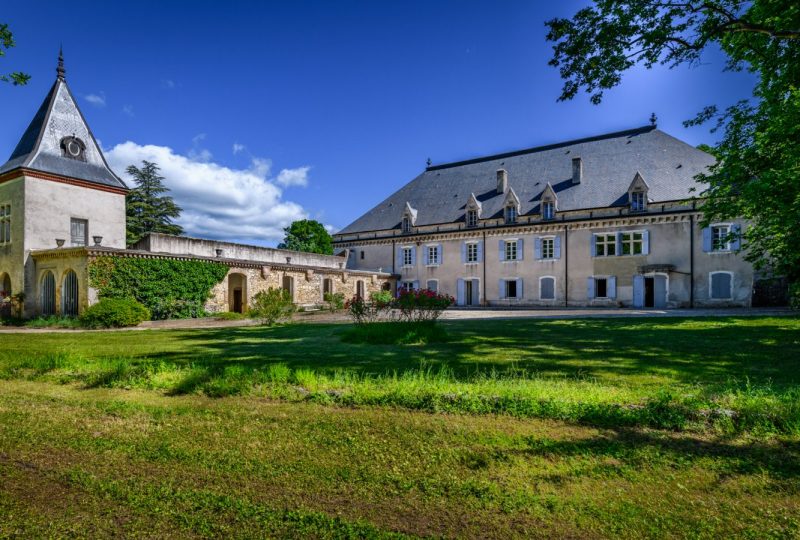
xmin=463 ymin=261 xmax=480 ymax=266
xmin=708 ymin=250 xmax=733 ymax=255
xmin=425 ymin=264 xmax=441 ymax=268
xmin=537 ymin=257 xmax=557 ymax=262
xmin=501 ymin=259 xmax=520 ymax=263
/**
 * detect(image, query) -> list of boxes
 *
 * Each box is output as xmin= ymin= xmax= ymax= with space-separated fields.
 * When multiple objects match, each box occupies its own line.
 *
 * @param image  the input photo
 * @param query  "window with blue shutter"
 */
xmin=540 ymin=277 xmax=555 ymax=300
xmin=587 ymin=277 xmax=596 ymax=299
xmin=456 ymin=278 xmax=465 ymax=305
xmin=702 ymin=227 xmax=713 ymax=252
xmin=534 ymin=237 xmax=542 ymax=259
xmin=499 ymin=239 xmax=506 ymax=261
xmin=608 ymin=276 xmax=617 ymax=299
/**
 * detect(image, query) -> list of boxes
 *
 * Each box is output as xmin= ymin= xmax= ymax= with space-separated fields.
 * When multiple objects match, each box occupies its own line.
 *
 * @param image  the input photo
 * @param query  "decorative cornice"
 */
xmin=0 ymin=168 xmax=128 ymax=195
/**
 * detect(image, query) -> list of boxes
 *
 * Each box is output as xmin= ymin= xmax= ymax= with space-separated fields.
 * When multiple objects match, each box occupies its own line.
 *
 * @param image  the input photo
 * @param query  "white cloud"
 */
xmin=232 ymin=143 xmax=246 ymax=155
xmin=122 ymin=104 xmax=135 ymax=117
xmin=188 ymin=133 xmax=212 ymax=162
xmin=105 ymin=142 xmax=311 ymax=244
xmin=161 ymin=79 xmax=176 ymax=89
xmin=276 ymin=166 xmax=310 ymax=187
xmin=84 ymin=92 xmax=106 ymax=107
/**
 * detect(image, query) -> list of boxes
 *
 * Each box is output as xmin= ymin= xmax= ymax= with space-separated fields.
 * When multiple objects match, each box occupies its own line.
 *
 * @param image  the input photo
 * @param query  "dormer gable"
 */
xmin=502 ymin=187 xmax=520 ymax=224
xmin=401 ymin=201 xmax=417 ymax=232
xmin=540 ymin=183 xmax=558 ymax=220
xmin=465 ymin=192 xmax=482 ymax=227
xmin=627 ymin=172 xmax=650 ymax=211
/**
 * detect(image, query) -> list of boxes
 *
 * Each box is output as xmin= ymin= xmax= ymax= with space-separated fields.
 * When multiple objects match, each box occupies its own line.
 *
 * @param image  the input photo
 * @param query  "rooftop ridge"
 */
xmin=426 ymin=125 xmax=657 ymax=172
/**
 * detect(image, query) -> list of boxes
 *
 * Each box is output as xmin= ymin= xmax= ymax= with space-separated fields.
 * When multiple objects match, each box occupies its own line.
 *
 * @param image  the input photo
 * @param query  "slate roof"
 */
xmin=0 ymin=68 xmax=127 ymax=190
xmin=337 ymin=126 xmax=714 ymax=235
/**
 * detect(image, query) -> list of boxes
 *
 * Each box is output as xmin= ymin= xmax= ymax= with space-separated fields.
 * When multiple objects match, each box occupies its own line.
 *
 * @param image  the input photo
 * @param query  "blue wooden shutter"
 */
xmin=702 ymin=227 xmax=712 ymax=252
xmin=456 ymin=279 xmax=465 ymax=305
xmin=498 ymin=279 xmax=505 ymax=299
xmin=499 ymin=240 xmax=506 ymax=261
xmin=412 ymin=280 xmax=420 ymax=290
xmin=608 ymin=276 xmax=617 ymax=299
xmin=633 ymin=275 xmax=644 ymax=307
xmin=410 ymin=246 xmax=417 ymax=266
xmin=590 ymin=235 xmax=596 ymax=257
xmin=731 ymin=224 xmax=741 ymax=250
xmin=554 ymin=236 xmax=561 ymax=259
xmin=642 ymin=231 xmax=650 ymax=255
xmin=516 ymin=278 xmax=523 ymax=299
xmin=587 ymin=277 xmax=595 ymax=299
xmin=460 ymin=242 xmax=467 ymax=263
xmin=615 ymin=233 xmax=623 ymax=257
xmin=477 ymin=240 xmax=483 ymax=261
xmin=423 ymin=246 xmax=429 ymax=265
xmin=437 ymin=244 xmax=443 ymax=263
xmin=517 ymin=238 xmax=524 ymax=260
xmin=396 ymin=247 xmax=402 ymax=270
xmin=534 ymin=237 xmax=542 ymax=259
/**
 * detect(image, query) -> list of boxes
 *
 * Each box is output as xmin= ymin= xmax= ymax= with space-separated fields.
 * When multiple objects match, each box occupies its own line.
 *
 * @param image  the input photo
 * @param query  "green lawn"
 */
xmin=1 ymin=316 xmax=800 ymax=537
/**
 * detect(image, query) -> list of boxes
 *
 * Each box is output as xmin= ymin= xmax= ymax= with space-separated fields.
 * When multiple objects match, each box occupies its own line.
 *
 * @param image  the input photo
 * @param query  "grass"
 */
xmin=1 ymin=315 xmax=799 ymax=537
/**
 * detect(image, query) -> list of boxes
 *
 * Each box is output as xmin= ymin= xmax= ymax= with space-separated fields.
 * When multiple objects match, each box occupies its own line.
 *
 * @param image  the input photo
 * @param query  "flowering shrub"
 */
xmin=345 ymin=295 xmax=385 ymax=325
xmin=394 ymin=289 xmax=455 ymax=323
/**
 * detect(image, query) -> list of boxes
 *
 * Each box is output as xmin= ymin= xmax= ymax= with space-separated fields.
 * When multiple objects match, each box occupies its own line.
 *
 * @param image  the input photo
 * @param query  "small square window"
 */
xmin=594 ymin=234 xmax=616 ymax=256
xmin=541 ymin=238 xmax=554 ymax=259
xmin=466 ymin=243 xmax=479 ymax=263
xmin=505 ymin=240 xmax=518 ymax=261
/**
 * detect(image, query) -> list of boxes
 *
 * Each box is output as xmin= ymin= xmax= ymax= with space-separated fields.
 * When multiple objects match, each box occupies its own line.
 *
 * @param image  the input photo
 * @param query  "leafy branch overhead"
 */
xmin=546 ymin=1 xmax=800 ymax=300
xmin=0 ymin=23 xmax=30 ymax=85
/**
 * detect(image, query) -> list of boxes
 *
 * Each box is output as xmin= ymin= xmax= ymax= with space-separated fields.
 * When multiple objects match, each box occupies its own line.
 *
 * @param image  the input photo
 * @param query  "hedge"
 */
xmin=89 ymin=257 xmax=229 ymax=319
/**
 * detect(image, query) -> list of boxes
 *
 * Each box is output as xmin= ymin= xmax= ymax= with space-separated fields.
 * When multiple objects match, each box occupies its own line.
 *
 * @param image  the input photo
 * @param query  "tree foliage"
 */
xmin=125 ymin=161 xmax=184 ymax=245
xmin=0 ymin=23 xmax=29 ymax=86
xmin=277 ymin=219 xmax=333 ymax=255
xmin=546 ymin=1 xmax=800 ymax=286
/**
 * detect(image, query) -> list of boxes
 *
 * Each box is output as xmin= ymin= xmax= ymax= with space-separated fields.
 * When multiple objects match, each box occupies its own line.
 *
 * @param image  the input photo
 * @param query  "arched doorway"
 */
xmin=0 ymin=273 xmax=11 ymax=318
xmin=356 ymin=280 xmax=365 ymax=299
xmin=228 ymin=273 xmax=247 ymax=313
xmin=61 ymin=270 xmax=79 ymax=316
xmin=40 ymin=271 xmax=56 ymax=316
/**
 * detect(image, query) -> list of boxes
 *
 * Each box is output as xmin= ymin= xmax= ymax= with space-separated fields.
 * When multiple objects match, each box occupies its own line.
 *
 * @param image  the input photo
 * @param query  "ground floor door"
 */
xmin=457 ymin=279 xmax=480 ymax=306
xmin=634 ymin=274 xmax=667 ymax=308
xmin=232 ymin=289 xmax=243 ymax=313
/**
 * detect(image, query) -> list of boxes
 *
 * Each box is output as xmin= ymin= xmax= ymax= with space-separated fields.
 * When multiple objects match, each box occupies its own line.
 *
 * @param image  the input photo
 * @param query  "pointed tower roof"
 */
xmin=0 ymin=51 xmax=127 ymax=190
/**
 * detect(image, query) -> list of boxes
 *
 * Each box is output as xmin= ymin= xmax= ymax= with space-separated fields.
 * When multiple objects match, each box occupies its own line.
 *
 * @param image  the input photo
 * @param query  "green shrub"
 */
xmin=25 ymin=316 xmax=83 ymax=329
xmin=369 ymin=290 xmax=393 ymax=307
xmin=150 ymin=298 xmax=206 ymax=320
xmin=323 ymin=292 xmax=345 ymax=311
xmin=215 ymin=311 xmax=248 ymax=321
xmin=248 ymin=288 xmax=295 ymax=326
xmin=80 ymin=298 xmax=151 ymax=328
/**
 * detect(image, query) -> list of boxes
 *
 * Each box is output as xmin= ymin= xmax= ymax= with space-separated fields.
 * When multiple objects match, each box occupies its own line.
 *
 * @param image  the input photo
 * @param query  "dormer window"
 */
xmin=466 ymin=209 xmax=478 ymax=228
xmin=505 ymin=204 xmax=517 ymax=224
xmin=60 ymin=136 xmax=86 ymax=161
xmin=401 ymin=216 xmax=411 ymax=233
xmin=542 ymin=201 xmax=555 ymax=220
xmin=631 ymin=191 xmax=646 ymax=211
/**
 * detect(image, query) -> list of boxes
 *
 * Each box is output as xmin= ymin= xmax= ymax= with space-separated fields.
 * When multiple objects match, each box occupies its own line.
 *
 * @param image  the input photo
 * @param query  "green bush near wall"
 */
xmin=89 ymin=257 xmax=229 ymax=319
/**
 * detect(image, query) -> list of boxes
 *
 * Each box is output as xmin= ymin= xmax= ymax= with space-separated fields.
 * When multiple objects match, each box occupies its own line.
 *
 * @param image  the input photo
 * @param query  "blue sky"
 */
xmin=1 ymin=1 xmax=755 ymax=245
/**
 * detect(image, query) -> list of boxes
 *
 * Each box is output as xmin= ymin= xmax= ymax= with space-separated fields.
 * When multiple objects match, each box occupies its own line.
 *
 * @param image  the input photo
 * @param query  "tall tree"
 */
xmin=0 ymin=23 xmax=29 ymax=85
xmin=125 ymin=161 xmax=183 ymax=245
xmin=546 ymin=1 xmax=800 ymax=301
xmin=278 ymin=219 xmax=333 ymax=255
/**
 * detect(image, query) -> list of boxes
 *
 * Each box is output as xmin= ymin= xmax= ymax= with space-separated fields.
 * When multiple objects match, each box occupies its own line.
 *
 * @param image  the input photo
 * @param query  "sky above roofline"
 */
xmin=0 ymin=1 xmax=756 ymax=246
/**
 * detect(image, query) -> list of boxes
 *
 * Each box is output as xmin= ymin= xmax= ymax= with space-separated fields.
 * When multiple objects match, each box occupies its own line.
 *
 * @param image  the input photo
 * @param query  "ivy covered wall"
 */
xmin=89 ymin=257 xmax=229 ymax=319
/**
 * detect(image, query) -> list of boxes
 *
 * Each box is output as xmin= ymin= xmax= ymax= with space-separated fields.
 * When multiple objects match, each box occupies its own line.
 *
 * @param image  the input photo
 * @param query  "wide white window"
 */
xmin=631 ymin=191 xmax=646 ymax=211
xmin=542 ymin=201 xmax=555 ymax=220
xmin=427 ymin=245 xmax=440 ymax=265
xmin=712 ymin=225 xmax=731 ymax=251
xmin=541 ymin=237 xmax=554 ymax=259
xmin=594 ymin=233 xmax=616 ymax=256
xmin=505 ymin=240 xmax=518 ymax=261
xmin=505 ymin=205 xmax=517 ymax=224
xmin=402 ymin=247 xmax=413 ymax=266
xmin=621 ymin=232 xmax=644 ymax=255
xmin=710 ymin=272 xmax=733 ymax=299
xmin=466 ymin=209 xmax=478 ymax=228
xmin=466 ymin=243 xmax=479 ymax=263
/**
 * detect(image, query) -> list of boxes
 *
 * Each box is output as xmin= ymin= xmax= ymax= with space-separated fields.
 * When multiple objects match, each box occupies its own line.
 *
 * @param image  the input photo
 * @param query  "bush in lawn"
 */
xmin=345 ymin=295 xmax=391 ymax=325
xmin=394 ymin=289 xmax=455 ymax=323
xmin=150 ymin=298 xmax=207 ymax=320
xmin=324 ymin=292 xmax=345 ymax=312
xmin=369 ymin=290 xmax=394 ymax=307
xmin=249 ymin=288 xmax=295 ymax=326
xmin=80 ymin=298 xmax=151 ymax=328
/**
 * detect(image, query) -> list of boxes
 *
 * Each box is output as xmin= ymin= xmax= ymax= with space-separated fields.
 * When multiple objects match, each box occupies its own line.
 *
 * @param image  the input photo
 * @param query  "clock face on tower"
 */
xmin=60 ymin=136 xmax=86 ymax=161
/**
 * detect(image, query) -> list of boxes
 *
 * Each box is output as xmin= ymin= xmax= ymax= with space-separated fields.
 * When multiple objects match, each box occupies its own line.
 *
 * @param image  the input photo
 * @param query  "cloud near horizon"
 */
xmin=84 ymin=92 xmax=106 ymax=107
xmin=105 ymin=141 xmax=312 ymax=245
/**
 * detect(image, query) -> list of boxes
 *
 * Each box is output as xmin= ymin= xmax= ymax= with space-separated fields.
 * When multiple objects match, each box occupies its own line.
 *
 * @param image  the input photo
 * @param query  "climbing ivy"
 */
xmin=89 ymin=257 xmax=229 ymax=319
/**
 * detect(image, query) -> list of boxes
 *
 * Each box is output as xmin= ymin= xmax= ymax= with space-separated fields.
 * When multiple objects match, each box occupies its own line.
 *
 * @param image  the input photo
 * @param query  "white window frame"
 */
xmin=400 ymin=281 xmax=415 ymax=293
xmin=466 ymin=209 xmax=478 ymax=228
xmin=70 ymin=218 xmax=88 ymax=247
xmin=539 ymin=276 xmax=556 ymax=301
xmin=0 ymin=204 xmax=10 ymax=245
xmin=501 ymin=278 xmax=520 ymax=300
xmin=505 ymin=205 xmax=517 ymax=224
xmin=711 ymin=224 xmax=732 ymax=252
xmin=504 ymin=239 xmax=519 ymax=261
xmin=542 ymin=200 xmax=555 ymax=220
xmin=594 ymin=233 xmax=616 ymax=257
xmin=401 ymin=247 xmax=413 ymax=267
xmin=709 ymin=271 xmax=734 ymax=300
xmin=465 ymin=242 xmax=479 ymax=264
xmin=541 ymin=236 xmax=555 ymax=260
xmin=620 ymin=230 xmax=645 ymax=256
xmin=631 ymin=191 xmax=646 ymax=211
xmin=426 ymin=244 xmax=440 ymax=266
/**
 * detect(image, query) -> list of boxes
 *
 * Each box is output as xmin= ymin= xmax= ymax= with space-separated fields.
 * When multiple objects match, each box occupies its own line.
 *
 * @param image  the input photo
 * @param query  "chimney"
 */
xmin=572 ymin=157 xmax=583 ymax=185
xmin=496 ymin=169 xmax=508 ymax=194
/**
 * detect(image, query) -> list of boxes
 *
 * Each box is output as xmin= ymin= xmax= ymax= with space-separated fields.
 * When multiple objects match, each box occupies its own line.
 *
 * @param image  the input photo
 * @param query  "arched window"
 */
xmin=61 ymin=270 xmax=79 ymax=317
xmin=40 ymin=271 xmax=56 ymax=316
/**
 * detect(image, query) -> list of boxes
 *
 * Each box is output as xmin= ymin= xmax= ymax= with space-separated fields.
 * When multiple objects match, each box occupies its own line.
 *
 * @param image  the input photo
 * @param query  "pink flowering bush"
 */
xmin=394 ymin=289 xmax=455 ymax=323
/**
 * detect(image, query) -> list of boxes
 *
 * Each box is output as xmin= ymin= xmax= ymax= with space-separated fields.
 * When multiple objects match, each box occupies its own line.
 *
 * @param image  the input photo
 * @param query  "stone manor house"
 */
xmin=334 ymin=125 xmax=759 ymax=308
xmin=0 ymin=55 xmax=392 ymax=318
